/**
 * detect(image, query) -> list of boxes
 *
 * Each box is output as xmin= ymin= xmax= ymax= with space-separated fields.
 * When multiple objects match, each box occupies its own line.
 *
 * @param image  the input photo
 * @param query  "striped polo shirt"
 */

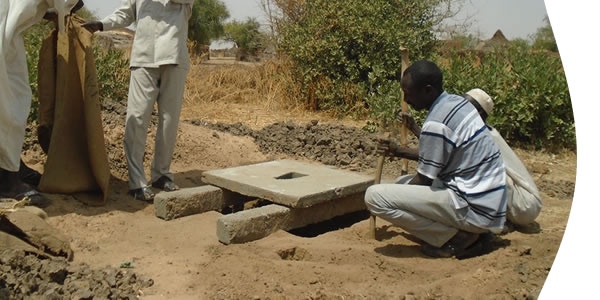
xmin=418 ymin=92 xmax=507 ymax=231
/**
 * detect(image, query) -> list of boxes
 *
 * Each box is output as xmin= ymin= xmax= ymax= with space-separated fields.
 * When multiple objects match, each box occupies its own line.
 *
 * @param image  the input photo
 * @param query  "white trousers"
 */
xmin=0 ymin=1 xmax=38 ymax=172
xmin=365 ymin=175 xmax=487 ymax=247
xmin=124 ymin=65 xmax=187 ymax=190
xmin=506 ymin=176 xmax=542 ymax=225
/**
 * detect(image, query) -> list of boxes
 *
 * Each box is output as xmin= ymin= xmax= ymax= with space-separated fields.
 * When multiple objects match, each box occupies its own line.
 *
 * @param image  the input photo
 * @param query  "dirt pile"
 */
xmin=0 ymin=250 xmax=153 ymax=299
xmin=188 ymin=119 xmax=418 ymax=173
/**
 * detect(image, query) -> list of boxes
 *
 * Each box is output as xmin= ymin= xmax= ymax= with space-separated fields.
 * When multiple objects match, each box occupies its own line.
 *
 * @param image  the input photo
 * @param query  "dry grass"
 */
xmin=181 ymin=56 xmax=368 ymax=130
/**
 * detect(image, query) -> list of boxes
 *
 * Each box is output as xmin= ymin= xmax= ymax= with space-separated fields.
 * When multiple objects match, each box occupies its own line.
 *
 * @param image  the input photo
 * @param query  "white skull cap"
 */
xmin=54 ymin=0 xmax=80 ymax=33
xmin=465 ymin=88 xmax=494 ymax=115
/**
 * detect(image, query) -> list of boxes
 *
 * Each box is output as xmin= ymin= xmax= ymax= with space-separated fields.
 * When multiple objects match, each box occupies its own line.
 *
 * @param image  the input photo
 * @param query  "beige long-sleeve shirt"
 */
xmin=101 ymin=0 xmax=192 ymax=69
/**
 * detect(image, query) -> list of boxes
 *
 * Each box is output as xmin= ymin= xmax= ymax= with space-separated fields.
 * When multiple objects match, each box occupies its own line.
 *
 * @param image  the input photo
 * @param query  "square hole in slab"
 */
xmin=275 ymin=172 xmax=308 ymax=180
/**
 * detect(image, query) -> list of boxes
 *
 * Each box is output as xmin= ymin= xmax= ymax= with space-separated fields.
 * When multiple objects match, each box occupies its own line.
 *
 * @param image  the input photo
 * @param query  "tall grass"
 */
xmin=184 ymin=57 xmax=301 ymax=111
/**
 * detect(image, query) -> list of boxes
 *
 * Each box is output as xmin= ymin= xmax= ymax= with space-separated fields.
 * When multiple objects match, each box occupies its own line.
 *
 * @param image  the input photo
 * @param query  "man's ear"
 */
xmin=423 ymin=84 xmax=434 ymax=95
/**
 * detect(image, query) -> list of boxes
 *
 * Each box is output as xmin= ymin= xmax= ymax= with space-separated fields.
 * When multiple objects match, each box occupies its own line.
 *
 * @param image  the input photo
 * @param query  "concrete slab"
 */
xmin=154 ymin=185 xmax=228 ymax=220
xmin=216 ymin=192 xmax=366 ymax=244
xmin=202 ymin=160 xmax=373 ymax=208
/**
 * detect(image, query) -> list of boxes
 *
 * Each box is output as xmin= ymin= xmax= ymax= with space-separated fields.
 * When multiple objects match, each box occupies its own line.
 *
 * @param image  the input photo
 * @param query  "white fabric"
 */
xmin=0 ymin=0 xmax=74 ymax=171
xmin=124 ymin=65 xmax=187 ymax=189
xmin=489 ymin=127 xmax=542 ymax=224
xmin=466 ymin=88 xmax=494 ymax=115
xmin=365 ymin=175 xmax=488 ymax=247
xmin=101 ymin=0 xmax=192 ymax=69
xmin=54 ymin=0 xmax=79 ymax=33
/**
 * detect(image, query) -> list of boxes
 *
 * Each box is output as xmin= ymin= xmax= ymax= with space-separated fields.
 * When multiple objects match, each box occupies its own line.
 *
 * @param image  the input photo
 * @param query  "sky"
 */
xmin=85 ymin=0 xmax=549 ymax=41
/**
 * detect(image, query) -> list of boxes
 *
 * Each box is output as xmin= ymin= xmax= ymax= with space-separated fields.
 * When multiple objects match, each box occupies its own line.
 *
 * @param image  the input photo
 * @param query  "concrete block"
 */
xmin=154 ymin=185 xmax=224 ymax=220
xmin=217 ymin=192 xmax=366 ymax=244
xmin=203 ymin=160 xmax=373 ymax=208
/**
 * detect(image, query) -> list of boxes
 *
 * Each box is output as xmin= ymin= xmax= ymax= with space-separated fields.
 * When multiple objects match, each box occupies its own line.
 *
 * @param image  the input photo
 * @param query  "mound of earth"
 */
xmin=188 ymin=119 xmax=419 ymax=176
xmin=0 ymin=250 xmax=153 ymax=299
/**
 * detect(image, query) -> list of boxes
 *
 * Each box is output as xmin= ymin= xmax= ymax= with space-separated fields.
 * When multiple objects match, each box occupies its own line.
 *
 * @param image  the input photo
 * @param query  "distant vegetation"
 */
xmin=22 ymin=2 xmax=572 ymax=150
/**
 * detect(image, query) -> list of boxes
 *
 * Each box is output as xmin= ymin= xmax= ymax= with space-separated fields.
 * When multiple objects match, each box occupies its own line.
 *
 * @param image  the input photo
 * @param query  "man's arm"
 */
xmin=101 ymin=0 xmax=137 ymax=31
xmin=398 ymin=112 xmax=421 ymax=137
xmin=394 ymin=145 xmax=419 ymax=161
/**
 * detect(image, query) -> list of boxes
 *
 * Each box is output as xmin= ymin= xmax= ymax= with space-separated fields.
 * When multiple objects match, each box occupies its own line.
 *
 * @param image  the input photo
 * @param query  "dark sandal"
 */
xmin=1 ymin=189 xmax=51 ymax=208
xmin=129 ymin=187 xmax=155 ymax=202
xmin=151 ymin=176 xmax=179 ymax=192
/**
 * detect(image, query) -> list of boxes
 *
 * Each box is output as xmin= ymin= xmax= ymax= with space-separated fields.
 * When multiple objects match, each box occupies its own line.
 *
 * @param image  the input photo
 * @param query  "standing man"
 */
xmin=0 ymin=0 xmax=83 ymax=207
xmin=463 ymin=88 xmax=542 ymax=226
xmin=83 ymin=0 xmax=193 ymax=202
xmin=365 ymin=60 xmax=507 ymax=258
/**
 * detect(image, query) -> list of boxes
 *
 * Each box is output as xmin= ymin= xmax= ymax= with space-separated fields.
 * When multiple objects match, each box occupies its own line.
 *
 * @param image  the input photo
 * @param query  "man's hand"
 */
xmin=71 ymin=0 xmax=85 ymax=14
xmin=82 ymin=21 xmax=103 ymax=33
xmin=397 ymin=112 xmax=420 ymax=137
xmin=376 ymin=137 xmax=400 ymax=158
xmin=43 ymin=8 xmax=57 ymax=21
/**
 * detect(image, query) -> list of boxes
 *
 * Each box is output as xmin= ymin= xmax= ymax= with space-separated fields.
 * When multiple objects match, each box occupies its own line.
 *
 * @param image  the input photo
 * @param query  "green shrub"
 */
xmin=93 ymin=46 xmax=130 ymax=103
xmin=24 ymin=21 xmax=130 ymax=122
xmin=439 ymin=47 xmax=574 ymax=151
xmin=24 ymin=22 xmax=54 ymax=123
xmin=279 ymin=0 xmax=437 ymax=122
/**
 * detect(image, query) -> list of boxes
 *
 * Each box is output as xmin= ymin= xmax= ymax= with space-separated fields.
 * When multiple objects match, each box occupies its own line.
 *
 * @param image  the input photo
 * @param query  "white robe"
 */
xmin=0 ymin=0 xmax=78 ymax=171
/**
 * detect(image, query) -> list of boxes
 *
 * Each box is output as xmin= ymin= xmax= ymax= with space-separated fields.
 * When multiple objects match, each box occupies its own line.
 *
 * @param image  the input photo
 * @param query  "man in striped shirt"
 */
xmin=365 ymin=60 xmax=507 ymax=258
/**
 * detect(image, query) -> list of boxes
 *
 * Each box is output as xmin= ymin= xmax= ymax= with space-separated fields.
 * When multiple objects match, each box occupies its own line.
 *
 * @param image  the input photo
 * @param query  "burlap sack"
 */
xmin=37 ymin=16 xmax=109 ymax=205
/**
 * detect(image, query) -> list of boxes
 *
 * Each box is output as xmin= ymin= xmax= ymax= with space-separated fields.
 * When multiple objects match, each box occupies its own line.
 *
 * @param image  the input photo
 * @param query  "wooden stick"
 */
xmin=400 ymin=50 xmax=410 ymax=175
xmin=369 ymin=155 xmax=385 ymax=239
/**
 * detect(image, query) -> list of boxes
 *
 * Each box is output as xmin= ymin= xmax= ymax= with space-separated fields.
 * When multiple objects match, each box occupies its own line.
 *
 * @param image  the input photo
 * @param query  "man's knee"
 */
xmin=364 ymin=185 xmax=384 ymax=211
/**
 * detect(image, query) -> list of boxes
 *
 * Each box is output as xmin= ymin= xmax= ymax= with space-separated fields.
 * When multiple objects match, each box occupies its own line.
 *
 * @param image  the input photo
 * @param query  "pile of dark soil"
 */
xmin=188 ymin=119 xmax=418 ymax=173
xmin=0 ymin=250 xmax=153 ymax=299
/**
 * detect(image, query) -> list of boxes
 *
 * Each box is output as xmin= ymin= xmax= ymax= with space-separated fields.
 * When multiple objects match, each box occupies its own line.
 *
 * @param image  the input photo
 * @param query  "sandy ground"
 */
xmin=19 ymin=109 xmax=575 ymax=299
xmin=12 ymin=57 xmax=575 ymax=299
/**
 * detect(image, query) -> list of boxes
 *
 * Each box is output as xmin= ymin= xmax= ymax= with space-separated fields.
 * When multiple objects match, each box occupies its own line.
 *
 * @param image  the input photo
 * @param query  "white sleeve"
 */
xmin=101 ymin=0 xmax=136 ymax=31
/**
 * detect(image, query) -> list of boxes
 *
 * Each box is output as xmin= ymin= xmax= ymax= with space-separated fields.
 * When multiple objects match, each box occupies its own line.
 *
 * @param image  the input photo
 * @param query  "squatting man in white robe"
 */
xmin=83 ymin=0 xmax=193 ymax=202
xmin=0 ymin=0 xmax=84 ymax=207
xmin=462 ymin=88 xmax=542 ymax=226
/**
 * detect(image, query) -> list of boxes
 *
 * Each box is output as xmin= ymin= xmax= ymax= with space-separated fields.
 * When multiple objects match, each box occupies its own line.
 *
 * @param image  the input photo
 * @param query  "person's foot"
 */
xmin=0 ymin=168 xmax=50 ymax=208
xmin=19 ymin=160 xmax=42 ymax=187
xmin=129 ymin=187 xmax=155 ymax=202
xmin=421 ymin=230 xmax=480 ymax=258
xmin=151 ymin=176 xmax=179 ymax=192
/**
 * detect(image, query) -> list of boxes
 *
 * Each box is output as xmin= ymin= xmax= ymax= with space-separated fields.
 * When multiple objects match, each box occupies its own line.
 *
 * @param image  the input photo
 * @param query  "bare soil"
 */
xmin=9 ymin=64 xmax=575 ymax=299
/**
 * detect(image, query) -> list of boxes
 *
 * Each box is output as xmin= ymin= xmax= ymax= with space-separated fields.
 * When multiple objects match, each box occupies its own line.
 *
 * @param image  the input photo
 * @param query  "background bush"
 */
xmin=279 ymin=0 xmax=437 ymax=122
xmin=24 ymin=19 xmax=130 ymax=123
xmin=439 ymin=47 xmax=574 ymax=151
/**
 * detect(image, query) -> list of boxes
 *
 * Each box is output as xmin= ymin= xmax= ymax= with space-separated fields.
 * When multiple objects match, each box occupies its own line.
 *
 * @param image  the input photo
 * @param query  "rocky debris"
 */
xmin=188 ymin=119 xmax=418 ymax=172
xmin=0 ymin=250 xmax=153 ymax=299
xmin=537 ymin=178 xmax=575 ymax=199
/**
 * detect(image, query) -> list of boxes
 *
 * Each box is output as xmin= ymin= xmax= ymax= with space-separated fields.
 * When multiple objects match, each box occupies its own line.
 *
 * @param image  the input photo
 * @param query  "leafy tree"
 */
xmin=531 ymin=15 xmax=557 ymax=52
xmin=188 ymin=0 xmax=230 ymax=45
xmin=509 ymin=38 xmax=531 ymax=51
xmin=224 ymin=18 xmax=264 ymax=59
xmin=439 ymin=45 xmax=573 ymax=150
xmin=277 ymin=0 xmax=442 ymax=122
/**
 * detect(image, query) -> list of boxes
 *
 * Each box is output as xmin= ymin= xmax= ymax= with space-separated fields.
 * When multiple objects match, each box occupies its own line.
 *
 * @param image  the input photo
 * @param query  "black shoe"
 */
xmin=129 ymin=187 xmax=155 ymax=202
xmin=151 ymin=176 xmax=179 ymax=192
xmin=421 ymin=230 xmax=480 ymax=258
xmin=0 ymin=186 xmax=50 ymax=208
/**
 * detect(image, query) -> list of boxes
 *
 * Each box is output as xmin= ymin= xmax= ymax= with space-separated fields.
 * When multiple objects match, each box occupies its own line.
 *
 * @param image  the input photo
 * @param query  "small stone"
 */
xmin=519 ymin=246 xmax=532 ymax=256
